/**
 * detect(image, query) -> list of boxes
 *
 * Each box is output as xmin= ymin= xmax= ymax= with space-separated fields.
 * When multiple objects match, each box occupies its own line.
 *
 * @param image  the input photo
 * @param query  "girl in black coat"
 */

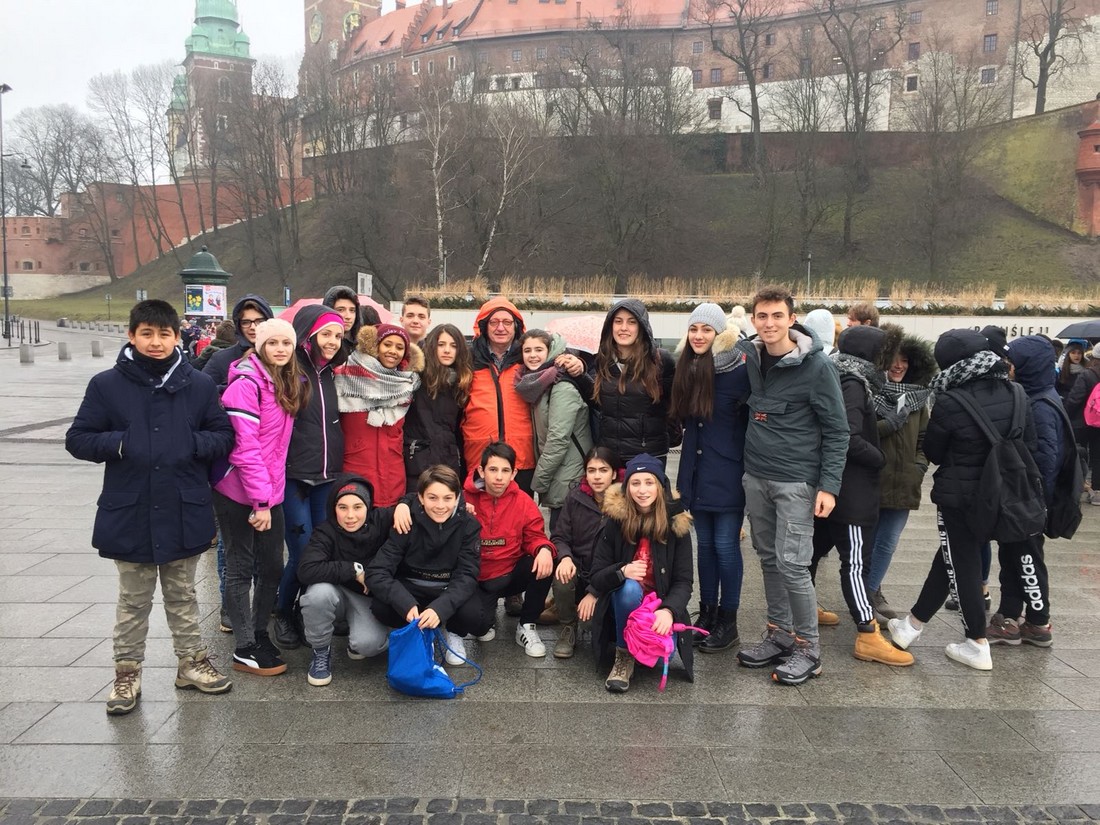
xmin=366 ymin=465 xmax=483 ymax=667
xmin=404 ymin=324 xmax=472 ymax=492
xmin=588 ymin=454 xmax=694 ymax=693
xmin=549 ymin=446 xmax=622 ymax=659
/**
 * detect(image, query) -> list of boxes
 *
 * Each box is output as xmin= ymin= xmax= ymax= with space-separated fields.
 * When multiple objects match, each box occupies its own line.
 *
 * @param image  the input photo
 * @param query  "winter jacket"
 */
xmin=1063 ymin=360 xmax=1100 ymax=433
xmin=550 ymin=481 xmax=607 ymax=581
xmin=831 ymin=377 xmax=885 ymax=526
xmin=875 ymin=327 xmax=935 ymax=511
xmin=593 ymin=299 xmax=676 ymax=464
xmin=365 ymin=498 xmax=482 ymax=624
xmin=65 ymin=345 xmax=234 ymax=564
xmin=202 ymin=293 xmax=274 ymax=391
xmin=588 ymin=483 xmax=695 ymax=681
xmin=285 ymin=304 xmax=348 ymax=484
xmin=214 ymin=353 xmax=295 ymax=510
xmin=529 ymin=333 xmax=594 ymax=509
xmin=323 ymin=285 xmax=363 ymax=358
xmin=463 ymin=472 xmax=556 ymax=581
xmin=738 ymin=325 xmax=849 ymax=495
xmin=298 ymin=474 xmax=396 ymax=592
xmin=924 ymin=376 xmax=1038 ymax=511
xmin=675 ymin=329 xmax=750 ymax=512
xmin=191 ymin=336 xmax=233 ymax=371
xmin=339 ymin=326 xmax=425 ymax=507
xmin=403 ymin=380 xmax=464 ymax=489
xmin=463 ymin=297 xmax=535 ymax=472
xmin=1008 ymin=335 xmax=1066 ymax=505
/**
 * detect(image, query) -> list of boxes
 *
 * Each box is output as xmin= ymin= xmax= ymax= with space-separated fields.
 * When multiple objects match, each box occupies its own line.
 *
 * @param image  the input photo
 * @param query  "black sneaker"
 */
xmin=232 ymin=643 xmax=287 ymax=676
xmin=255 ymin=631 xmax=281 ymax=658
xmin=273 ymin=614 xmax=302 ymax=649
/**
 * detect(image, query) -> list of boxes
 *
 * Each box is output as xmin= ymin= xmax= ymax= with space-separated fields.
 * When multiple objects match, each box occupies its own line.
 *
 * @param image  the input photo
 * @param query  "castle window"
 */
xmin=512 ymin=49 xmax=522 ymax=62
xmin=707 ymin=99 xmax=722 ymax=120
xmin=218 ymin=77 xmax=231 ymax=103
xmin=762 ymin=62 xmax=773 ymax=79
xmin=765 ymin=33 xmax=775 ymax=46
xmin=21 ymin=261 xmax=33 ymax=270
xmin=908 ymin=42 xmax=920 ymax=61
xmin=412 ymin=59 xmax=420 ymax=75
xmin=511 ymin=77 xmax=521 ymax=89
xmin=448 ymin=55 xmax=456 ymax=70
xmin=710 ymin=68 xmax=723 ymax=84
xmin=692 ymin=41 xmax=703 ymax=55
xmin=79 ymin=228 xmax=87 ymax=238
xmin=20 ymin=226 xmax=29 ymax=235
xmin=980 ymin=67 xmax=997 ymax=84
xmin=692 ymin=69 xmax=702 ymax=86
xmin=79 ymin=262 xmax=90 ymax=271
xmin=909 ymin=10 xmax=922 ymax=23
xmin=983 ymin=33 xmax=998 ymax=52
xmin=905 ymin=74 xmax=918 ymax=92
xmin=986 ymin=0 xmax=999 ymax=14
xmin=111 ymin=229 xmax=121 ymax=238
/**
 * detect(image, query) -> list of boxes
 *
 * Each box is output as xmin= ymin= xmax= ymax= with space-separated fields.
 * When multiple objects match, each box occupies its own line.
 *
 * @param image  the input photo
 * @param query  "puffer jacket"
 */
xmin=924 ymin=374 xmax=1038 ymax=510
xmin=202 ymin=293 xmax=274 ymax=391
xmin=550 ymin=480 xmax=607 ymax=580
xmin=463 ymin=297 xmax=535 ymax=472
xmin=1008 ymin=335 xmax=1066 ymax=505
xmin=323 ymin=285 xmax=363 ymax=357
xmin=463 ymin=471 xmax=556 ymax=581
xmin=65 ymin=346 xmax=234 ymax=564
xmin=738 ymin=325 xmax=849 ymax=495
xmin=675 ymin=329 xmax=750 ymax=512
xmin=285 ymin=304 xmax=348 ymax=484
xmin=588 ymin=483 xmax=695 ymax=681
xmin=530 ymin=333 xmax=594 ymax=509
xmin=876 ymin=327 xmax=936 ymax=511
xmin=365 ymin=497 xmax=482 ymax=623
xmin=403 ymin=380 xmax=464 ymax=489
xmin=297 ymin=474 xmax=396 ymax=591
xmin=593 ymin=299 xmax=676 ymax=464
xmin=214 ymin=352 xmax=295 ymax=510
xmin=338 ymin=325 xmax=424 ymax=507
xmin=1063 ymin=359 xmax=1100 ymax=434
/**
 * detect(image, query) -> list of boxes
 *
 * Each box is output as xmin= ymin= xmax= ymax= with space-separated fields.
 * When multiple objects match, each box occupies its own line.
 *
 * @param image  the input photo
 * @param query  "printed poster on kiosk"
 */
xmin=184 ymin=285 xmax=227 ymax=319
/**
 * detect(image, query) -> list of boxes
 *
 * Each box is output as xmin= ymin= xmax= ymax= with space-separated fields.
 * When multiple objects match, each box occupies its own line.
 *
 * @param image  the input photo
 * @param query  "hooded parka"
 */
xmin=877 ymin=326 xmax=936 ymax=511
xmin=201 ymin=293 xmax=274 ymax=391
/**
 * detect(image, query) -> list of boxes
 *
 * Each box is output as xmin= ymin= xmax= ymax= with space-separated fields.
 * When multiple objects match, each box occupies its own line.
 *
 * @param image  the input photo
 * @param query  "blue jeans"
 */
xmin=610 ymin=579 xmax=644 ymax=648
xmin=279 ymin=479 xmax=334 ymax=616
xmin=693 ymin=509 xmax=744 ymax=610
xmin=867 ymin=508 xmax=910 ymax=592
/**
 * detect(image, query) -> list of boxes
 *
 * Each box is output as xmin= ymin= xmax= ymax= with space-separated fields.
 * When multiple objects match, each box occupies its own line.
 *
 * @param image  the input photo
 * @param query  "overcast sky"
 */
xmin=0 ymin=1 xmax=309 ymax=122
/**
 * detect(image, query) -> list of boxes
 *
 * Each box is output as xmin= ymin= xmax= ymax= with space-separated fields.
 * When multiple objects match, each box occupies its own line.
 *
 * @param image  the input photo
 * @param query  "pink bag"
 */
xmin=1085 ymin=381 xmax=1100 ymax=428
xmin=624 ymin=591 xmax=707 ymax=691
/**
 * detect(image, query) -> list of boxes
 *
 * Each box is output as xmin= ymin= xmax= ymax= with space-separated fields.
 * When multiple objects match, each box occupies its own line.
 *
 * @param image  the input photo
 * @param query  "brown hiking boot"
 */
xmin=554 ymin=622 xmax=577 ymax=659
xmin=106 ymin=661 xmax=142 ymax=716
xmin=817 ymin=606 xmax=840 ymax=627
xmin=175 ymin=651 xmax=233 ymax=694
xmin=854 ymin=620 xmax=915 ymax=666
xmin=605 ymin=647 xmax=635 ymax=693
xmin=1019 ymin=621 xmax=1053 ymax=647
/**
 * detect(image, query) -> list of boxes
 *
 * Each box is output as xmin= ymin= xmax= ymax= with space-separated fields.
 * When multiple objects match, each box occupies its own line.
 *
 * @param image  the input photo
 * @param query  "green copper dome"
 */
xmin=169 ymin=74 xmax=188 ymax=111
xmin=184 ymin=0 xmax=251 ymax=59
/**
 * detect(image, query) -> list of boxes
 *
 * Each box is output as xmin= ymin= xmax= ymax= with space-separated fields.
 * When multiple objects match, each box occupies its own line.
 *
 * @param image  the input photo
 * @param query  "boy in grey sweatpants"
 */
xmin=735 ymin=286 xmax=849 ymax=685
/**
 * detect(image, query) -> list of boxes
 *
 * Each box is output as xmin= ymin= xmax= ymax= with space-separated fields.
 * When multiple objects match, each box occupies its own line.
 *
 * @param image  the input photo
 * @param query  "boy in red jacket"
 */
xmin=464 ymin=442 xmax=556 ymax=657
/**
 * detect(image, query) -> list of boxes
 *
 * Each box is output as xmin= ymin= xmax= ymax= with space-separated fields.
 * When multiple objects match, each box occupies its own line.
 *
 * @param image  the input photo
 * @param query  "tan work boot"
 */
xmin=817 ymin=606 xmax=840 ymax=627
xmin=175 ymin=650 xmax=233 ymax=694
xmin=554 ymin=622 xmax=577 ymax=659
xmin=605 ymin=646 xmax=635 ymax=693
xmin=106 ymin=660 xmax=142 ymax=716
xmin=854 ymin=620 xmax=915 ymax=666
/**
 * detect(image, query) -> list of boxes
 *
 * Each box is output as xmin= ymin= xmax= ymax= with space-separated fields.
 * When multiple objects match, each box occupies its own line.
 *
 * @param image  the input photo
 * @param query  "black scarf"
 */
xmin=131 ymin=346 xmax=181 ymax=378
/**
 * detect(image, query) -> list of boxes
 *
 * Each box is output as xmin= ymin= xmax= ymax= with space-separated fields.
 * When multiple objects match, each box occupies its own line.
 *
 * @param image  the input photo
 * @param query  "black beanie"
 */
xmin=934 ymin=329 xmax=989 ymax=370
xmin=334 ymin=480 xmax=372 ymax=510
xmin=980 ymin=325 xmax=1010 ymax=357
xmin=837 ymin=325 xmax=887 ymax=366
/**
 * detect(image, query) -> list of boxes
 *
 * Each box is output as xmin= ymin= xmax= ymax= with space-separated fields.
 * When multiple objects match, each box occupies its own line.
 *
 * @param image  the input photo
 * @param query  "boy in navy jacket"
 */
xmin=66 ymin=300 xmax=236 ymax=716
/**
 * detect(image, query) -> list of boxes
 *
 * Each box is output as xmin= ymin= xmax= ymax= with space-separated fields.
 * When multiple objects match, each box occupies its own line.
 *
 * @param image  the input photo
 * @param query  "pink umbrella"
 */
xmin=545 ymin=314 xmax=604 ymax=354
xmin=279 ymin=295 xmax=393 ymax=324
xmin=624 ymin=591 xmax=706 ymax=692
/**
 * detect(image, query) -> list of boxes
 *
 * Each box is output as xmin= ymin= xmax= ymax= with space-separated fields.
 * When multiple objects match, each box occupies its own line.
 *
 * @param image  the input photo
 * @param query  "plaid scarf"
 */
xmin=875 ymin=381 xmax=934 ymax=419
xmin=929 ymin=350 xmax=1008 ymax=396
xmin=335 ymin=350 xmax=421 ymax=426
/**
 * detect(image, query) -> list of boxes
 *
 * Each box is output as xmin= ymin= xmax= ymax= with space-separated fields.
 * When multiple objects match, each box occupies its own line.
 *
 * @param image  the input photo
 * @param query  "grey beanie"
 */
xmin=688 ymin=302 xmax=727 ymax=334
xmin=803 ymin=309 xmax=836 ymax=349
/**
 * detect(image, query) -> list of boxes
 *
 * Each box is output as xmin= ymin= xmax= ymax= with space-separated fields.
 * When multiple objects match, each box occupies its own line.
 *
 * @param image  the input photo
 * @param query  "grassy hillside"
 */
xmin=10 ymin=168 xmax=1098 ymax=322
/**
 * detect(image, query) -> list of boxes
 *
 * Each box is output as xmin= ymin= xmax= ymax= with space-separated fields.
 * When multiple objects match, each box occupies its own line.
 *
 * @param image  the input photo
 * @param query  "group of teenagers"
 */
xmin=66 ymin=282 xmax=1067 ymax=716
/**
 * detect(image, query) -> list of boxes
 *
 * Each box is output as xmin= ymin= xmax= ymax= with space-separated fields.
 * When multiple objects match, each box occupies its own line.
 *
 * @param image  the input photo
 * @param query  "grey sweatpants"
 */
xmin=743 ymin=473 xmax=820 ymax=645
xmin=300 ymin=582 xmax=389 ymax=656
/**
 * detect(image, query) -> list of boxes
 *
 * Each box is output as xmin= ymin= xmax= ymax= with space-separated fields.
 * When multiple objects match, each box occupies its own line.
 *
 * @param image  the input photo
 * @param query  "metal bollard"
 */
xmin=91 ymin=340 xmax=103 ymax=357
xmin=19 ymin=344 xmax=34 ymax=365
xmin=58 ymin=342 xmax=71 ymax=361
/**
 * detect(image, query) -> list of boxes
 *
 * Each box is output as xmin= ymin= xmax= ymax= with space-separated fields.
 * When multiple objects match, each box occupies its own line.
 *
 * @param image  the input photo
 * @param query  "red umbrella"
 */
xmin=545 ymin=314 xmax=604 ymax=354
xmin=278 ymin=295 xmax=393 ymax=324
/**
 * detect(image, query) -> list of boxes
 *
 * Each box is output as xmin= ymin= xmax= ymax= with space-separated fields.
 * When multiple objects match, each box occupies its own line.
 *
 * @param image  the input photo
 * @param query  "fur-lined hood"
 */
xmin=881 ymin=323 xmax=937 ymax=386
xmin=601 ymin=482 xmax=692 ymax=538
xmin=356 ymin=324 xmax=425 ymax=373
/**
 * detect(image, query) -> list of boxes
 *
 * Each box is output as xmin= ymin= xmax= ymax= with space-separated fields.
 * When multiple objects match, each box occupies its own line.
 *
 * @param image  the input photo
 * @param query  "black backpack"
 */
xmin=948 ymin=383 xmax=1047 ymax=544
xmin=1038 ymin=396 xmax=1085 ymax=540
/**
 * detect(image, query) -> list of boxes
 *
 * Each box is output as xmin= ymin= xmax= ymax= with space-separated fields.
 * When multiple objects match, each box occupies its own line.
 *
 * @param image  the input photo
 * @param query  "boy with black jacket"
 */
xmin=810 ymin=326 xmax=913 ymax=667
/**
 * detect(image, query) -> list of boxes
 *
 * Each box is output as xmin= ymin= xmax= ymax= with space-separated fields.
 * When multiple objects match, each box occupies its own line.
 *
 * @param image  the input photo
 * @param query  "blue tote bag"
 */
xmin=386 ymin=621 xmax=482 ymax=698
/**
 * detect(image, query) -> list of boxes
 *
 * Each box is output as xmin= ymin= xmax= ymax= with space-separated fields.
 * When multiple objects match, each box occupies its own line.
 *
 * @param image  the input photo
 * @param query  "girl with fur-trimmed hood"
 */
xmin=336 ymin=324 xmax=424 ymax=507
xmin=669 ymin=303 xmax=750 ymax=654
xmin=866 ymin=324 xmax=938 ymax=621
xmin=588 ymin=454 xmax=694 ymax=693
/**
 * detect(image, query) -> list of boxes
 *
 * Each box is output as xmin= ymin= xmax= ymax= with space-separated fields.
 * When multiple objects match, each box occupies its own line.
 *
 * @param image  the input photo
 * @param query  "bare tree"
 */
xmin=1016 ymin=0 xmax=1087 ymax=114
xmin=416 ymin=72 xmax=468 ymax=285
xmin=10 ymin=105 xmax=98 ymax=216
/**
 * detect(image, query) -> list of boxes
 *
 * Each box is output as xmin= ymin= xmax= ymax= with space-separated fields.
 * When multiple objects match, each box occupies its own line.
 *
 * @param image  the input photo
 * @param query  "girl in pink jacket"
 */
xmin=214 ymin=318 xmax=311 ymax=677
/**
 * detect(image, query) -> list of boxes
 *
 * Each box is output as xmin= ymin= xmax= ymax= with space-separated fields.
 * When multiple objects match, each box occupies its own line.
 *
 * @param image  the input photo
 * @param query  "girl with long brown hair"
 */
xmin=404 ymin=323 xmax=473 ymax=491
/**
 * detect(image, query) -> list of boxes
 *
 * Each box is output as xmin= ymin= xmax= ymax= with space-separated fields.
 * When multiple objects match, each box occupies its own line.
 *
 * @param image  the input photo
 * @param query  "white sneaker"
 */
xmin=887 ymin=615 xmax=923 ymax=650
xmin=945 ymin=638 xmax=993 ymax=671
xmin=477 ymin=627 xmax=496 ymax=642
xmin=442 ymin=630 xmax=467 ymax=666
xmin=515 ymin=622 xmax=547 ymax=657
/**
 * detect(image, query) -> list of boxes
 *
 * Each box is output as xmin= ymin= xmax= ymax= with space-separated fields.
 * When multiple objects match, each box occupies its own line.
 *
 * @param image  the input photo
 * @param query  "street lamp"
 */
xmin=1 ymin=83 xmax=11 ymax=346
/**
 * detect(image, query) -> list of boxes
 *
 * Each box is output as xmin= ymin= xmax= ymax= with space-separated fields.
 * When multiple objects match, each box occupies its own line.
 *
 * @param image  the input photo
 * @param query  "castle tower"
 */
xmin=304 ymin=0 xmax=381 ymax=64
xmin=1077 ymin=114 xmax=1100 ymax=237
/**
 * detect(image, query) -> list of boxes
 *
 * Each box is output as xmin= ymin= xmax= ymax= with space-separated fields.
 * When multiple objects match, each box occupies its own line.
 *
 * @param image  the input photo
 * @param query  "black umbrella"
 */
xmin=1056 ymin=320 xmax=1100 ymax=340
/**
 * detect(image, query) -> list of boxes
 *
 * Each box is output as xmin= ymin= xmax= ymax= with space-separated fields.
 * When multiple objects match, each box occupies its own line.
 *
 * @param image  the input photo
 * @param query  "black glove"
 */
xmin=880 ymin=407 xmax=907 ymax=433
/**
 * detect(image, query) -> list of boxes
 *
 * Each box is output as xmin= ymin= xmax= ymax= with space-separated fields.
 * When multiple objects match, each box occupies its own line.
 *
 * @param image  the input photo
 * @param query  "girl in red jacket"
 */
xmin=336 ymin=324 xmax=424 ymax=507
xmin=214 ymin=318 xmax=311 ymax=677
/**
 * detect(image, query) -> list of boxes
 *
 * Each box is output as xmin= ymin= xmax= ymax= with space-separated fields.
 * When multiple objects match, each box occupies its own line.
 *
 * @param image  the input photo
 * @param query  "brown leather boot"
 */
xmin=854 ymin=620 xmax=915 ymax=666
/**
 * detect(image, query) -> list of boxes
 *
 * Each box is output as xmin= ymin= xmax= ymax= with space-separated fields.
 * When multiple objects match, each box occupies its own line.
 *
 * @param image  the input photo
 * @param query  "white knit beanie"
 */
xmin=254 ymin=318 xmax=297 ymax=351
xmin=688 ymin=302 xmax=727 ymax=334
xmin=802 ymin=309 xmax=836 ymax=349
